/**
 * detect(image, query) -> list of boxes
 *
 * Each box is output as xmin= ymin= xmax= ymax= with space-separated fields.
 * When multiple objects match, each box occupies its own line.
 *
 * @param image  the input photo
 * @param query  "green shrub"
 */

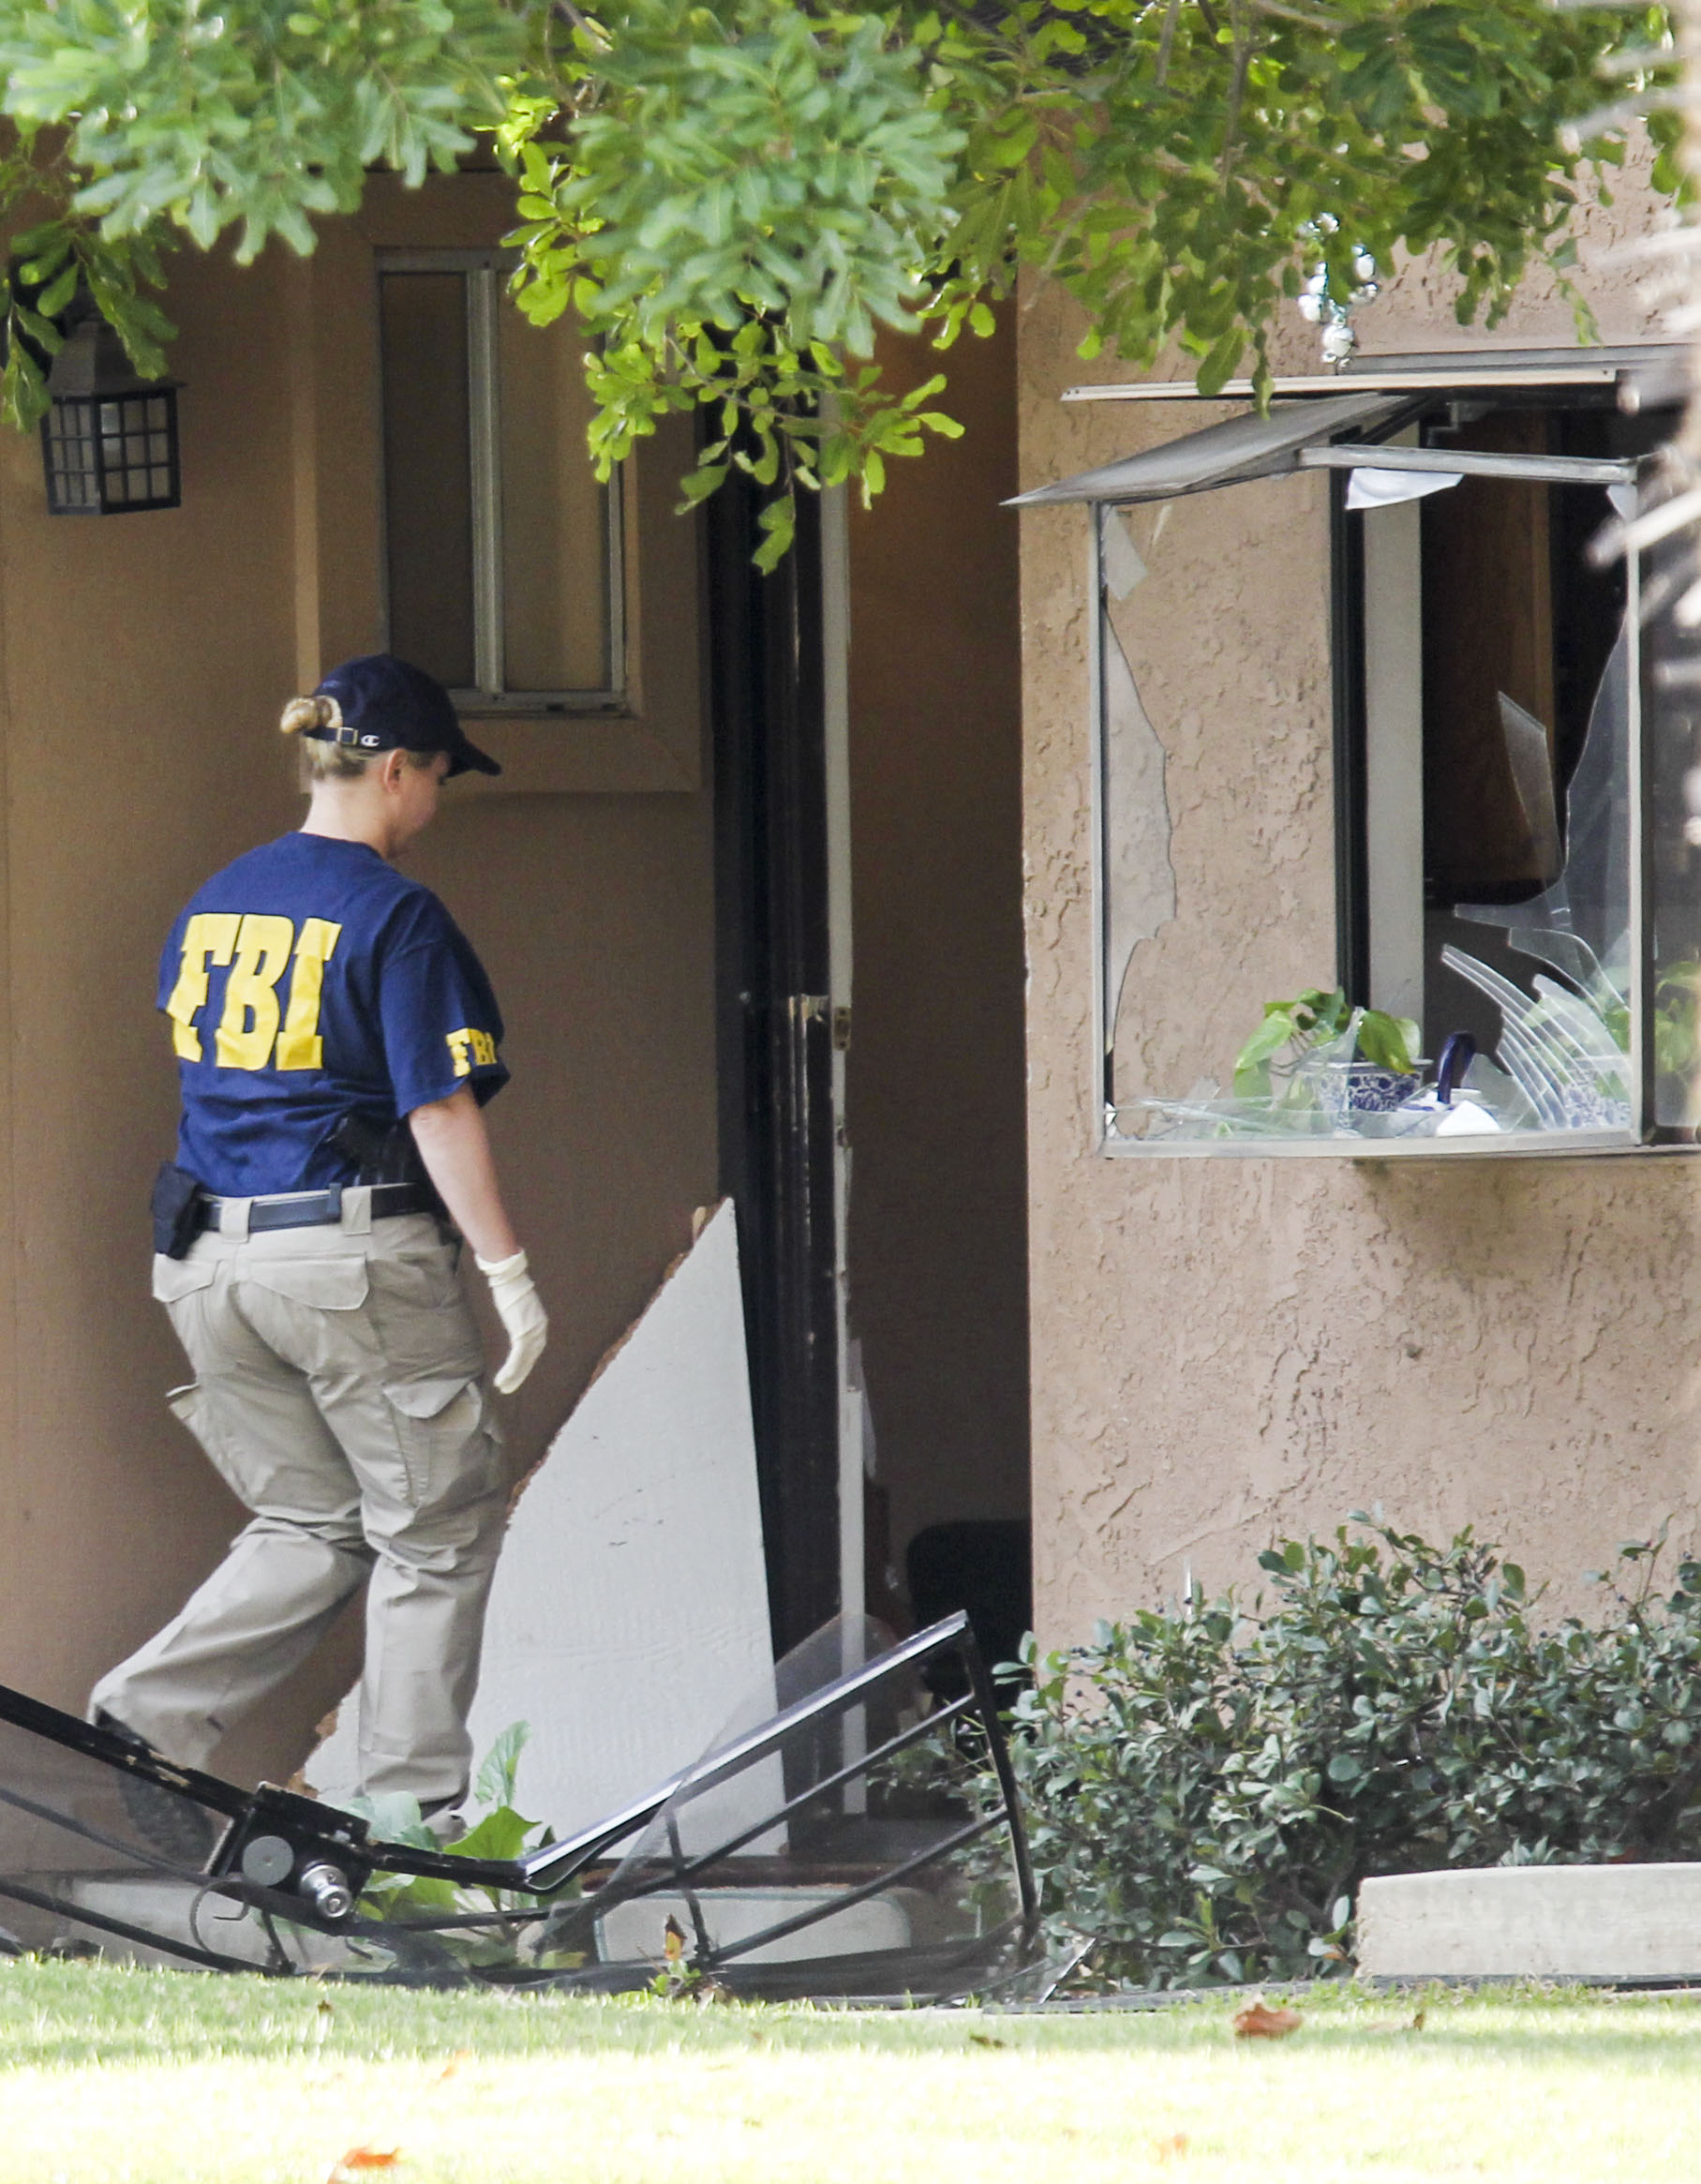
xmin=1007 ymin=1517 xmax=1701 ymax=1988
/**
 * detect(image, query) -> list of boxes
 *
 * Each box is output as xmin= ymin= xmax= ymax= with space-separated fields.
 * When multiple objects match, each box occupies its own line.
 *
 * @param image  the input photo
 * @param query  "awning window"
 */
xmin=1038 ymin=378 xmax=1693 ymax=1162
xmin=1008 ymin=391 xmax=1407 ymax=507
xmin=1010 ymin=393 xmax=1638 ymax=509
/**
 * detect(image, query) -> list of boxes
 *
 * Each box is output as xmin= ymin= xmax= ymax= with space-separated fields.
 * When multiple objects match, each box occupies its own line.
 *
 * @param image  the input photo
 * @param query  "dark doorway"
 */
xmin=708 ymin=470 xmax=842 ymax=1655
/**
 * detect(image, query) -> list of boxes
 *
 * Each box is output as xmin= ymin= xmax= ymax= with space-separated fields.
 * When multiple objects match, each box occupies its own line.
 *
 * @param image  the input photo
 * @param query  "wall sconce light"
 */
xmin=39 ymin=301 xmax=182 ymax=516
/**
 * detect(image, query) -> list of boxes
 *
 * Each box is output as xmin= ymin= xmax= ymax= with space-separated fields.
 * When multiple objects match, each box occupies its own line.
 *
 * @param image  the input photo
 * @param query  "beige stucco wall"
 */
xmin=1019 ymin=161 xmax=1701 ymax=1645
xmin=0 ymin=178 xmax=718 ymax=1778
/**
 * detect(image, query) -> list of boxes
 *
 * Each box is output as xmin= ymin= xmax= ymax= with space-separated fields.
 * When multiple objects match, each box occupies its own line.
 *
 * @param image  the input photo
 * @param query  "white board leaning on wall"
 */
xmin=306 ymin=1198 xmax=776 ymax=1839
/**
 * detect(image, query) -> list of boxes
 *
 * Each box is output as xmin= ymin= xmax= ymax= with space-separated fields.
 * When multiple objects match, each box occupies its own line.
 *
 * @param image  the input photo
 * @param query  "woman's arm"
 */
xmin=409 ymin=1086 xmax=546 ymax=1394
xmin=408 ymin=1085 xmax=519 ymax=1261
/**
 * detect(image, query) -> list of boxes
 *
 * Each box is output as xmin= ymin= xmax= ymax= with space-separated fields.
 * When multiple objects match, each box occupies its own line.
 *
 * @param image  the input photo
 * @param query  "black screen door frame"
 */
xmin=708 ymin=466 xmax=842 ymax=1654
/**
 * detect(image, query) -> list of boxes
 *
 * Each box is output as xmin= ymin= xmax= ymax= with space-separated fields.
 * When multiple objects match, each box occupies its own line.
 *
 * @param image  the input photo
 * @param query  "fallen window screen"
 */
xmin=0 ymin=1614 xmax=1052 ymax=2002
xmin=1047 ymin=391 xmax=1691 ymax=1156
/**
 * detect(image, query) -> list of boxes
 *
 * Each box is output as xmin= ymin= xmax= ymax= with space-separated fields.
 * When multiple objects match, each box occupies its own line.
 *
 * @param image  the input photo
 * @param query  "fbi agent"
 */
xmin=92 ymin=654 xmax=546 ymax=1830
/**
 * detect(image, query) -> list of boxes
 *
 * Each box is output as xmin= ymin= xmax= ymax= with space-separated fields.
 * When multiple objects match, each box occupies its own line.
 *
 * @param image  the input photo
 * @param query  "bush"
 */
xmin=1007 ymin=1516 xmax=1701 ymax=1988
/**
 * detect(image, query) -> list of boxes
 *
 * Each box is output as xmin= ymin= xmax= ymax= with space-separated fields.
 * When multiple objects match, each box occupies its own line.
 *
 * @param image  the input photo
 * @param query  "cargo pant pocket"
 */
xmin=380 ymin=1373 xmax=500 ymax=1513
xmin=165 ymin=1380 xmax=249 ymax=1506
xmin=153 ymin=1255 xmax=217 ymax=1306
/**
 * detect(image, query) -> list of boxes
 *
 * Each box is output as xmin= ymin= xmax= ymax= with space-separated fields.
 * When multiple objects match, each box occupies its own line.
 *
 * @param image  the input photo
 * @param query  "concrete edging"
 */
xmin=1357 ymin=1863 xmax=1701 ymax=1981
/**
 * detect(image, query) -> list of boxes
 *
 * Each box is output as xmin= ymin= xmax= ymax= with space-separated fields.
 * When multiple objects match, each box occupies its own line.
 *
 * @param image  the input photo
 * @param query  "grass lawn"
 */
xmin=3 ymin=1962 xmax=1701 ymax=2182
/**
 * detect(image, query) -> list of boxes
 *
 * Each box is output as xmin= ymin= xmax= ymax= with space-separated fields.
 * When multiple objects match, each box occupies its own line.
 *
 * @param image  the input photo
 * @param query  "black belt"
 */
xmin=195 ymin=1182 xmax=439 ymax=1236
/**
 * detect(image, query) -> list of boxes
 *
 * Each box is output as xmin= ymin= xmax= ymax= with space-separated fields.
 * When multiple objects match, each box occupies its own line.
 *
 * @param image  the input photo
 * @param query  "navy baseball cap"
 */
xmin=308 ymin=655 xmax=501 ymax=779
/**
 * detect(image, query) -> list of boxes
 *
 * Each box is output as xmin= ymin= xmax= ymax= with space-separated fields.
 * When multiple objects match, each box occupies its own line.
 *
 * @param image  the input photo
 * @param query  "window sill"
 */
xmin=1097 ymin=1129 xmax=1694 ymax=1160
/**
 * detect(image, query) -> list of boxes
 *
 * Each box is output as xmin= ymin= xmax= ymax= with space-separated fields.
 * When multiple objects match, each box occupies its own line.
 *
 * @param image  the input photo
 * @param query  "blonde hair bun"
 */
xmin=280 ymin=694 xmax=343 ymax=738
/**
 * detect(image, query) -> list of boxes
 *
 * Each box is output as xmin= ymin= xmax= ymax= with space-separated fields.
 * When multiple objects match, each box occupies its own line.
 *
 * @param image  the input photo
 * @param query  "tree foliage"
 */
xmin=0 ymin=0 xmax=1679 ymax=557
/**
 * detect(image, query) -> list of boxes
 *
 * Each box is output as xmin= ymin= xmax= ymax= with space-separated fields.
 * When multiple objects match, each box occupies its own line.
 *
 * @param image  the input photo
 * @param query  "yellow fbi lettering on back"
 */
xmin=446 ymin=1027 xmax=498 ymax=1077
xmin=166 ymin=914 xmax=343 ymax=1070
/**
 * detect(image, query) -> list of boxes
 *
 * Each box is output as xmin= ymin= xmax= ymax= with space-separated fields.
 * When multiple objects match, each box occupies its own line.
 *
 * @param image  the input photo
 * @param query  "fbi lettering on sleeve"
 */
xmin=446 ymin=1027 xmax=499 ymax=1077
xmin=165 ymin=916 xmax=343 ymax=1071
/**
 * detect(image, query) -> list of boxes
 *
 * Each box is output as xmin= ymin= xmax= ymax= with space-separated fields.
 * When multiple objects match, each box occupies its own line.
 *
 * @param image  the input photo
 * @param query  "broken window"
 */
xmin=1021 ymin=375 xmax=1698 ymax=1155
xmin=378 ymin=252 xmax=622 ymax=711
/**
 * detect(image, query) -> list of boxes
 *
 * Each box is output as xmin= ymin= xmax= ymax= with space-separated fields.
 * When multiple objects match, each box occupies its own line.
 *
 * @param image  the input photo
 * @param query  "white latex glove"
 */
xmin=477 ymin=1249 xmax=548 ymax=1394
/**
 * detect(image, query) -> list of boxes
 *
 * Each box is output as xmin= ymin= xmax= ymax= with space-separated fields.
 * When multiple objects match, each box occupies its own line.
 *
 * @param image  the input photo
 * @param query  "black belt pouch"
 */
xmin=150 ymin=1162 xmax=204 ymax=1259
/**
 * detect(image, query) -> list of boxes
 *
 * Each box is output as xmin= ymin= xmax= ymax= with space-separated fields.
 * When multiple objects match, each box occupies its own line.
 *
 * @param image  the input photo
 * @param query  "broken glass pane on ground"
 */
xmin=0 ymin=1614 xmax=1052 ymax=2004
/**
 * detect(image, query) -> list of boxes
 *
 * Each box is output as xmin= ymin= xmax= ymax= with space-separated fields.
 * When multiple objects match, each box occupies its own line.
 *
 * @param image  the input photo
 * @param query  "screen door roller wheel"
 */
xmin=239 ymin=1833 xmax=294 ymax=1888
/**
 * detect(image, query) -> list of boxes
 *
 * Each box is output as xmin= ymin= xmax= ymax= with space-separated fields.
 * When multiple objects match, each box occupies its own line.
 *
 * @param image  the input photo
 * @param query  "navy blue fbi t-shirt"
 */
xmin=160 ymin=832 xmax=508 ymax=1197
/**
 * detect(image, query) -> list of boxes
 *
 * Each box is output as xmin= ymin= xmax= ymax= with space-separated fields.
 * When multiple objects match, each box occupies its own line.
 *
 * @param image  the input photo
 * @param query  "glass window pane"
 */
xmin=1648 ymin=534 xmax=1701 ymax=1134
xmin=497 ymin=304 xmax=612 ymax=693
xmin=380 ymin=272 xmax=476 ymax=691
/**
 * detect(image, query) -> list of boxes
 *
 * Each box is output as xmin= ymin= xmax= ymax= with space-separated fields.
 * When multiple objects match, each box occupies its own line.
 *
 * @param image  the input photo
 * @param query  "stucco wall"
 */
xmin=1019 ymin=162 xmax=1701 ymax=1645
xmin=0 ymin=182 xmax=718 ymax=1779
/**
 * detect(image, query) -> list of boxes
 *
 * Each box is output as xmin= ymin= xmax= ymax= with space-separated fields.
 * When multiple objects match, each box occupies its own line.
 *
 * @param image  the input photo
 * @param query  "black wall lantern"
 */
xmin=40 ymin=301 xmax=181 ymax=516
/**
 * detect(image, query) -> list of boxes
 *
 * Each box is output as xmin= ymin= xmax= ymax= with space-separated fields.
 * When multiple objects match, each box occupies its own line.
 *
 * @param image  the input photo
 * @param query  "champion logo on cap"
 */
xmin=306 ymin=654 xmax=502 ymax=780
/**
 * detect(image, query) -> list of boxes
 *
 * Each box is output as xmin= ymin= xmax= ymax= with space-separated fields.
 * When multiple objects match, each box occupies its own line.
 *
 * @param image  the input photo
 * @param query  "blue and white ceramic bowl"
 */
xmin=1320 ymin=1060 xmax=1424 ymax=1122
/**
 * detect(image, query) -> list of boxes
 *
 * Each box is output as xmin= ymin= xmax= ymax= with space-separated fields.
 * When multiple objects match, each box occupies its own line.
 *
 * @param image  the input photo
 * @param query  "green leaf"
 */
xmin=35 ymin=264 xmax=79 ymax=319
xmin=473 ymin=1720 xmax=530 ymax=1813
xmin=1355 ymin=1010 xmax=1420 ymax=1074
xmin=448 ymin=1803 xmax=537 ymax=1863
xmin=1195 ymin=326 xmax=1245 ymax=401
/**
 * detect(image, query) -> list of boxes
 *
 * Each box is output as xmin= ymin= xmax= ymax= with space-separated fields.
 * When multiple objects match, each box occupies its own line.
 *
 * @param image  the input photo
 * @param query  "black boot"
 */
xmin=94 ymin=1712 xmax=217 ymax=1870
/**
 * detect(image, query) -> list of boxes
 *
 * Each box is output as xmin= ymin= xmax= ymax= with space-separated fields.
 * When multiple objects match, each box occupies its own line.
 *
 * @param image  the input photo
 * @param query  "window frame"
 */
xmin=375 ymin=247 xmax=626 ymax=715
xmin=1038 ymin=356 xmax=1688 ymax=1161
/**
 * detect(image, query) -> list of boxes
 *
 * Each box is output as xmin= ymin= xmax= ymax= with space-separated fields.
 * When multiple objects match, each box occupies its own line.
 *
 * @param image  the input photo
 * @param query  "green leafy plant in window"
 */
xmin=1654 ymin=959 xmax=1701 ymax=1078
xmin=1232 ymin=985 xmax=1421 ymax=1101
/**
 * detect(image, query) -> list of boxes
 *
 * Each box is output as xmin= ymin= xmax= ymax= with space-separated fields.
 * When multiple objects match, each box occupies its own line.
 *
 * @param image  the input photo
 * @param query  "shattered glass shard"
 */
xmin=1102 ymin=528 xmax=1176 ymax=1059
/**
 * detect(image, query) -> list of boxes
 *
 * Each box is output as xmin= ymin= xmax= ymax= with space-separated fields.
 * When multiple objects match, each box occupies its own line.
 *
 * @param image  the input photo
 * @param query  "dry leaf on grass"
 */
xmin=1231 ymin=1998 xmax=1303 ymax=2040
xmin=1155 ymin=2131 xmax=1189 ymax=2162
xmin=968 ymin=2033 xmax=1007 ymax=2049
xmin=1366 ymin=2008 xmax=1427 ymax=2036
xmin=434 ymin=2050 xmax=474 ymax=2084
xmin=327 ymin=2147 xmax=403 ymax=2179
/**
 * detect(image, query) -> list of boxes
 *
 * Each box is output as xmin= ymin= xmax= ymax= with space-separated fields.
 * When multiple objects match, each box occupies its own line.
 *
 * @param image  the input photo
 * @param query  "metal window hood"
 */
xmin=1007 ymin=391 xmax=1410 ymax=507
xmin=1009 ymin=388 xmax=1643 ymax=509
xmin=1061 ymin=342 xmax=1685 ymax=404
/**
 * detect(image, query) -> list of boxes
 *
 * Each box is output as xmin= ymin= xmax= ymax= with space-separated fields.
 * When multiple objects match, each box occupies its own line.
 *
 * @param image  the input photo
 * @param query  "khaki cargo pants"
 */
xmin=92 ymin=1199 xmax=507 ymax=1811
